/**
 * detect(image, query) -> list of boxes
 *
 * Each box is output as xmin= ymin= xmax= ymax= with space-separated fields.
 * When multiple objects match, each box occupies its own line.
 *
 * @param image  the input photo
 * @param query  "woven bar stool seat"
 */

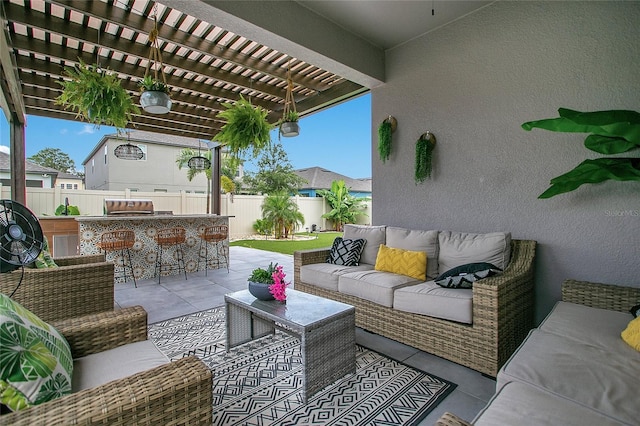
xmin=155 ymin=227 xmax=187 ymax=283
xmin=97 ymin=229 xmax=136 ymax=287
xmin=198 ymin=225 xmax=229 ymax=275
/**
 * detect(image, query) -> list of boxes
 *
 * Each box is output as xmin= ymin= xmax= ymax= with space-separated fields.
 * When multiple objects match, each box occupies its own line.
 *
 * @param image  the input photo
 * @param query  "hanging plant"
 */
xmin=522 ymin=108 xmax=640 ymax=198
xmin=415 ymin=132 xmax=436 ymax=184
xmin=56 ymin=59 xmax=139 ymax=130
xmin=214 ymin=95 xmax=273 ymax=159
xmin=378 ymin=117 xmax=396 ymax=163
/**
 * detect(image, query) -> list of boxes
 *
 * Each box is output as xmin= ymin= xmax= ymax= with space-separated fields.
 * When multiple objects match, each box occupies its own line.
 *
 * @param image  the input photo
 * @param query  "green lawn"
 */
xmin=230 ymin=232 xmax=341 ymax=255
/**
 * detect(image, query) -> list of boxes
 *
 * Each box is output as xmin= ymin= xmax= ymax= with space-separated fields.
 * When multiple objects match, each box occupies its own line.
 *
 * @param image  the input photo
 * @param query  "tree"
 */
xmin=176 ymin=148 xmax=239 ymax=212
xmin=317 ymin=180 xmax=368 ymax=231
xmin=28 ymin=148 xmax=75 ymax=173
xmin=243 ymin=142 xmax=306 ymax=195
xmin=176 ymin=148 xmax=213 ymax=213
xmin=261 ymin=191 xmax=304 ymax=239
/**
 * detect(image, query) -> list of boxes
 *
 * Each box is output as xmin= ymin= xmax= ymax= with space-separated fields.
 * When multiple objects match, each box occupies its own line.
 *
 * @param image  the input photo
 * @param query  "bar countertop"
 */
xmin=75 ymin=214 xmax=233 ymax=222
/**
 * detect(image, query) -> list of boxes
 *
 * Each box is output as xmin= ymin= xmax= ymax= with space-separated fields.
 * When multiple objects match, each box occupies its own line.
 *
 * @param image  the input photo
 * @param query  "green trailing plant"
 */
xmin=415 ymin=133 xmax=435 ymax=184
xmin=522 ymin=108 xmax=640 ymax=198
xmin=377 ymin=120 xmax=392 ymax=163
xmin=138 ymin=75 xmax=170 ymax=93
xmin=248 ymin=262 xmax=278 ymax=284
xmin=214 ymin=95 xmax=273 ymax=159
xmin=56 ymin=60 xmax=139 ymax=130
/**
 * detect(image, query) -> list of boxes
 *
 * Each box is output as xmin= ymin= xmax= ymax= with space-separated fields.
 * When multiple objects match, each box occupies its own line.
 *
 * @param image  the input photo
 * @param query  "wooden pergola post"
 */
xmin=9 ymin=114 xmax=26 ymax=204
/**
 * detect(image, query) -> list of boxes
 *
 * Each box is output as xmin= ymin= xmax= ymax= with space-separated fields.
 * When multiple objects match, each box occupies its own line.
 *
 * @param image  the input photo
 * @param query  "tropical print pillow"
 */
xmin=0 ymin=293 xmax=73 ymax=412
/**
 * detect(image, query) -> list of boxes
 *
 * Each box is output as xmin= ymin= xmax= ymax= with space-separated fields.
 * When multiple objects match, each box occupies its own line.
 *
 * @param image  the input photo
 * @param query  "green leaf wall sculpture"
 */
xmin=522 ymin=108 xmax=640 ymax=198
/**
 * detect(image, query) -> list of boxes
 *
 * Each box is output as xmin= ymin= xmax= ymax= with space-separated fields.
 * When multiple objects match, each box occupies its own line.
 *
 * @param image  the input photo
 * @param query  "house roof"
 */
xmin=294 ymin=166 xmax=371 ymax=193
xmin=0 ymin=151 xmax=59 ymax=175
xmin=82 ymin=129 xmax=206 ymax=164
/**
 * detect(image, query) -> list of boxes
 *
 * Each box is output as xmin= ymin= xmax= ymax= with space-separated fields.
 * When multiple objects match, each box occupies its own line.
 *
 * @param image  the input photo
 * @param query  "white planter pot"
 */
xmin=279 ymin=121 xmax=299 ymax=137
xmin=140 ymin=91 xmax=172 ymax=114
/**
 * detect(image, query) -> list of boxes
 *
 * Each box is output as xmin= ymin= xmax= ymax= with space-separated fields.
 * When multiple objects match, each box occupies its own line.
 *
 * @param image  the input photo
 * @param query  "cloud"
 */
xmin=0 ymin=145 xmax=9 ymax=154
xmin=77 ymin=125 xmax=95 ymax=135
xmin=60 ymin=128 xmax=68 ymax=135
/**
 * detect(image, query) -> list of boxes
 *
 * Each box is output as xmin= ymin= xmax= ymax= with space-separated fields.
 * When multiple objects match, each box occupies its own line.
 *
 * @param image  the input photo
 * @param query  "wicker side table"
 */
xmin=225 ymin=289 xmax=356 ymax=402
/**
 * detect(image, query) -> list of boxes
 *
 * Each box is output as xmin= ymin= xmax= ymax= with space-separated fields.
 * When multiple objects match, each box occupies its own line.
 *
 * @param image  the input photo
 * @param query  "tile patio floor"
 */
xmin=115 ymin=246 xmax=493 ymax=425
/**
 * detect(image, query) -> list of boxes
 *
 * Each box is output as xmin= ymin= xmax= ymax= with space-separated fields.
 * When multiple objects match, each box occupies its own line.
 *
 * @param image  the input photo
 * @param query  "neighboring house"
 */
xmin=55 ymin=172 xmax=84 ymax=190
xmin=294 ymin=167 xmax=371 ymax=198
xmin=82 ymin=130 xmax=241 ymax=192
xmin=0 ymin=151 xmax=57 ymax=188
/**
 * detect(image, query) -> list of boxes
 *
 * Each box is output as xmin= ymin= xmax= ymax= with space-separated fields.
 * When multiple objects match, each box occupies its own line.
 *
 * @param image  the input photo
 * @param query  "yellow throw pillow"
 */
xmin=621 ymin=316 xmax=640 ymax=352
xmin=374 ymin=244 xmax=427 ymax=281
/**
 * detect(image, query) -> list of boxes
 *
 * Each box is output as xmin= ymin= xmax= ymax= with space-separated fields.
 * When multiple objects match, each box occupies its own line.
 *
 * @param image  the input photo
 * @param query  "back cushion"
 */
xmin=343 ymin=225 xmax=386 ymax=265
xmin=385 ymin=227 xmax=439 ymax=279
xmin=438 ymin=231 xmax=511 ymax=274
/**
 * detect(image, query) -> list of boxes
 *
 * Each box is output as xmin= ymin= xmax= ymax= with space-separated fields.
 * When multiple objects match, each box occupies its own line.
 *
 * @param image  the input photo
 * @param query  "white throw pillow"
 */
xmin=438 ymin=231 xmax=511 ymax=275
xmin=343 ymin=225 xmax=386 ymax=265
xmin=385 ymin=227 xmax=439 ymax=279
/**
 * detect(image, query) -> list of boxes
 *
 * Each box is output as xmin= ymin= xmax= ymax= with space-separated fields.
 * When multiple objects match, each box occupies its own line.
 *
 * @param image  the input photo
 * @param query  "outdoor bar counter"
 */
xmin=77 ymin=215 xmax=231 ymax=281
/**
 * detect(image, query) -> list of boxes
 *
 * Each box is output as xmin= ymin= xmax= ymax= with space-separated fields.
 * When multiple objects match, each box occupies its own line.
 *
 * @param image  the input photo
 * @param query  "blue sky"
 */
xmin=0 ymin=93 xmax=372 ymax=179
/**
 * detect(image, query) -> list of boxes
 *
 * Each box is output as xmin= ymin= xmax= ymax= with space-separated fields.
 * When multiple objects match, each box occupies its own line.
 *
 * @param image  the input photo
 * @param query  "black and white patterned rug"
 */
xmin=149 ymin=307 xmax=456 ymax=426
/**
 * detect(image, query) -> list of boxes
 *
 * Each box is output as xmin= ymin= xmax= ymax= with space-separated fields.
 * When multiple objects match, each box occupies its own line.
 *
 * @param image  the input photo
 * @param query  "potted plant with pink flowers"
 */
xmin=247 ymin=262 xmax=290 ymax=302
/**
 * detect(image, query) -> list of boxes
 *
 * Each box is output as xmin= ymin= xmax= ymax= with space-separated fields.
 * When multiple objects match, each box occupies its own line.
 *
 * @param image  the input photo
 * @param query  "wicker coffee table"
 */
xmin=225 ymin=289 xmax=356 ymax=402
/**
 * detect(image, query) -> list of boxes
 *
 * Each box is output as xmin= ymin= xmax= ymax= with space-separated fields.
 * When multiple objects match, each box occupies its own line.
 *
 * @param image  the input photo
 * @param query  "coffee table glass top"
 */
xmin=225 ymin=289 xmax=354 ymax=327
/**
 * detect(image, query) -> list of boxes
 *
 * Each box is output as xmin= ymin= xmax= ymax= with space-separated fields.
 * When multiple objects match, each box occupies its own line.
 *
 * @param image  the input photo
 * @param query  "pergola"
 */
xmin=0 ymin=0 xmax=369 ymax=206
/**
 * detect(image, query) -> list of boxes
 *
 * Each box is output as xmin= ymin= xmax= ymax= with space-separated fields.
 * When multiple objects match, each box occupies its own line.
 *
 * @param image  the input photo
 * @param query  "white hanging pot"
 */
xmin=280 ymin=121 xmax=299 ymax=137
xmin=140 ymin=90 xmax=172 ymax=114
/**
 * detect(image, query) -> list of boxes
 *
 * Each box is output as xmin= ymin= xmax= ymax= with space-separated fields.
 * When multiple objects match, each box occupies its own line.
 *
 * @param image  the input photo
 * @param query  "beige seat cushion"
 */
xmin=338 ymin=270 xmax=419 ymax=307
xmin=438 ymin=231 xmax=511 ymax=274
xmin=299 ymin=263 xmax=374 ymax=291
xmin=343 ymin=224 xmax=386 ymax=266
xmin=539 ymin=301 xmax=634 ymax=351
xmin=72 ymin=340 xmax=169 ymax=392
xmin=393 ymin=281 xmax=473 ymax=324
xmin=474 ymin=381 xmax=626 ymax=426
xmin=385 ymin=227 xmax=439 ymax=279
xmin=498 ymin=329 xmax=640 ymax=425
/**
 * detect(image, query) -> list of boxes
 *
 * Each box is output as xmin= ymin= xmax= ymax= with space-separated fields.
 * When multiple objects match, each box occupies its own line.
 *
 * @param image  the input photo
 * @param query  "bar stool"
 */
xmin=155 ymin=227 xmax=188 ymax=283
xmin=97 ymin=229 xmax=137 ymax=287
xmin=198 ymin=225 xmax=229 ymax=275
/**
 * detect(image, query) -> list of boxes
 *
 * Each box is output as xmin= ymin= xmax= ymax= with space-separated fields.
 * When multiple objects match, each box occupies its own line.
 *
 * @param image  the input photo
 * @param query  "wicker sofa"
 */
xmin=0 ymin=254 xmax=114 ymax=322
xmin=294 ymin=225 xmax=537 ymax=377
xmin=2 ymin=306 xmax=213 ymax=425
xmin=438 ymin=279 xmax=640 ymax=426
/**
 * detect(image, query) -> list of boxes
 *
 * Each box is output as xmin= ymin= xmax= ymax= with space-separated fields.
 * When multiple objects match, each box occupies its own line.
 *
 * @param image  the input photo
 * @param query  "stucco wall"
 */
xmin=371 ymin=1 xmax=640 ymax=322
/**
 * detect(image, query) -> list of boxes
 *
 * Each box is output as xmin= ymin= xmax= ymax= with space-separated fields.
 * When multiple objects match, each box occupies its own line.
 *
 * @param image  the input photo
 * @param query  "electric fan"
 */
xmin=0 ymin=200 xmax=44 ymax=273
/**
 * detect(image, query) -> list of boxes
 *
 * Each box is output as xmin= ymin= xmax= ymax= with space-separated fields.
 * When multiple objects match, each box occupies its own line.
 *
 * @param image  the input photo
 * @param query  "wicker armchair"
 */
xmin=2 ymin=306 xmax=213 ymax=425
xmin=294 ymin=240 xmax=537 ymax=377
xmin=0 ymin=254 xmax=114 ymax=323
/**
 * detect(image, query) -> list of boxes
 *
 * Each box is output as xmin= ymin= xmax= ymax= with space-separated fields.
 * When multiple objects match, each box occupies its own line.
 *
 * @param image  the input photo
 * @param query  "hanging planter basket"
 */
xmin=140 ymin=90 xmax=172 ymax=114
xmin=280 ymin=121 xmax=300 ymax=137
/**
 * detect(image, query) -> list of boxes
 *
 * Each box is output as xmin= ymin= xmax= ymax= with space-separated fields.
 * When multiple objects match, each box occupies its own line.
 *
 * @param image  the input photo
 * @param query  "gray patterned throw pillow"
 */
xmin=435 ymin=262 xmax=502 ymax=289
xmin=327 ymin=237 xmax=366 ymax=266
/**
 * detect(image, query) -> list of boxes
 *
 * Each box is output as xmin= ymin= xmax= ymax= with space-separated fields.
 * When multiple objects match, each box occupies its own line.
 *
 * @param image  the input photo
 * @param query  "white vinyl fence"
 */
xmin=0 ymin=186 xmax=372 ymax=239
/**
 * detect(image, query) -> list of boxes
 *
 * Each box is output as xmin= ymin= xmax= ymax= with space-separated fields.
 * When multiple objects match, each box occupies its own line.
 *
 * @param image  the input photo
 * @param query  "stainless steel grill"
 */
xmin=104 ymin=199 xmax=154 ymax=216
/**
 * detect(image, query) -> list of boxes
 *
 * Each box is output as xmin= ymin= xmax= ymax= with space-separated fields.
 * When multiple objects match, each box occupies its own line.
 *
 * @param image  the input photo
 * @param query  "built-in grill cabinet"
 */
xmin=104 ymin=199 xmax=154 ymax=216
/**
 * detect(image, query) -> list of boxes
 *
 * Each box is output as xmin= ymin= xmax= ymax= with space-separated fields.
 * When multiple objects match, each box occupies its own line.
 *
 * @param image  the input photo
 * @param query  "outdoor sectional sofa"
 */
xmin=293 ymin=224 xmax=537 ymax=377
xmin=437 ymin=279 xmax=640 ymax=425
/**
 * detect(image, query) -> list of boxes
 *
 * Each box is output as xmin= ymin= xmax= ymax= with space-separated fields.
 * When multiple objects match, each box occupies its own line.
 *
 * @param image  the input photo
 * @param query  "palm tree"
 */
xmin=176 ymin=148 xmax=236 ymax=213
xmin=317 ymin=180 xmax=368 ymax=231
xmin=261 ymin=192 xmax=304 ymax=239
xmin=176 ymin=148 xmax=212 ymax=213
